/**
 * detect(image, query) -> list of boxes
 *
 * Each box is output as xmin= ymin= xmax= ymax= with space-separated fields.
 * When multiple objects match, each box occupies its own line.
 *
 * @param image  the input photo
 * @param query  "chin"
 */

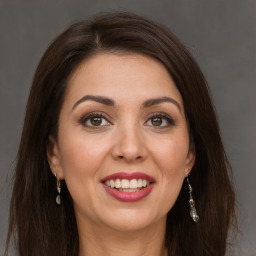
xmin=101 ymin=208 xmax=165 ymax=233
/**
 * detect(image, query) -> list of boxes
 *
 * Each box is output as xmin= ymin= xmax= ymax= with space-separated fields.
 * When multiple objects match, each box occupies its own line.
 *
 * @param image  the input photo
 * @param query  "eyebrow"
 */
xmin=141 ymin=96 xmax=182 ymax=113
xmin=72 ymin=95 xmax=181 ymax=113
xmin=72 ymin=95 xmax=115 ymax=111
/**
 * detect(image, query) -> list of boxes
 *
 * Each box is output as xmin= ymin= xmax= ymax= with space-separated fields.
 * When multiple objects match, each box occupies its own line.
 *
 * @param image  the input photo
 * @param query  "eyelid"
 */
xmin=79 ymin=111 xmax=112 ymax=127
xmin=144 ymin=112 xmax=175 ymax=127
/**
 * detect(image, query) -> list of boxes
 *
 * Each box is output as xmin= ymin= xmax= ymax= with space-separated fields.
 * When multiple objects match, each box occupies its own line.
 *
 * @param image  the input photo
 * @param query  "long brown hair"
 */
xmin=5 ymin=12 xmax=236 ymax=256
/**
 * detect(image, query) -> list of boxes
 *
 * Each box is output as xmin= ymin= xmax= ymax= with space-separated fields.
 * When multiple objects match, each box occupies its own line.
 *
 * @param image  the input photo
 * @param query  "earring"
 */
xmin=55 ymin=173 xmax=61 ymax=205
xmin=187 ymin=175 xmax=199 ymax=223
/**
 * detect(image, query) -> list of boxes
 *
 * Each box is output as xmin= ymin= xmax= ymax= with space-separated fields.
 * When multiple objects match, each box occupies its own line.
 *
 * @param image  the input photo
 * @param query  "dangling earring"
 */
xmin=55 ymin=173 xmax=61 ymax=205
xmin=187 ymin=175 xmax=199 ymax=223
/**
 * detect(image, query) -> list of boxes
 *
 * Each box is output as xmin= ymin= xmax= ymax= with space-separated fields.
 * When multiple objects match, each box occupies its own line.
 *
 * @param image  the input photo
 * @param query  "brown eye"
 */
xmin=151 ymin=117 xmax=162 ymax=126
xmin=90 ymin=117 xmax=102 ymax=126
xmin=80 ymin=113 xmax=110 ymax=127
xmin=144 ymin=113 xmax=175 ymax=128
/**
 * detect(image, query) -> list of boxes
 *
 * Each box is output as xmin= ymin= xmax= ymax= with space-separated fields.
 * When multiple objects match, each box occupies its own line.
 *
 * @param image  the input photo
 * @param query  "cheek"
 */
xmin=152 ymin=136 xmax=189 ymax=174
xmin=57 ymin=132 xmax=111 ymax=212
xmin=149 ymin=135 xmax=189 ymax=206
xmin=58 ymin=131 xmax=110 ymax=176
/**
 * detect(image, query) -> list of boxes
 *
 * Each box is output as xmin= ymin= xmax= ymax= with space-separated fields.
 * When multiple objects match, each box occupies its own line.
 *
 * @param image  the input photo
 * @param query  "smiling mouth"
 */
xmin=103 ymin=178 xmax=151 ymax=192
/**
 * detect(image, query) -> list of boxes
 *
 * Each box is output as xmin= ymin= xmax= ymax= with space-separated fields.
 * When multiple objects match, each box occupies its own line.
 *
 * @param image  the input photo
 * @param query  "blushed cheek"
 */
xmin=156 ymin=144 xmax=187 ymax=210
xmin=155 ymin=141 xmax=188 ymax=171
xmin=58 ymin=137 xmax=101 ymax=208
xmin=59 ymin=135 xmax=110 ymax=177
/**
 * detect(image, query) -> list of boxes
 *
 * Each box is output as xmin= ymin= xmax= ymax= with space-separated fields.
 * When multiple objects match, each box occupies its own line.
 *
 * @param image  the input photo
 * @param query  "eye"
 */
xmin=145 ymin=113 xmax=175 ymax=128
xmin=80 ymin=112 xmax=111 ymax=127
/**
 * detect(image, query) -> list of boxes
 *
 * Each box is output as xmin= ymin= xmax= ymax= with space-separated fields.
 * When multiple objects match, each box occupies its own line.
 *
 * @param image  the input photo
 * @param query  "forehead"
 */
xmin=65 ymin=53 xmax=183 ymax=106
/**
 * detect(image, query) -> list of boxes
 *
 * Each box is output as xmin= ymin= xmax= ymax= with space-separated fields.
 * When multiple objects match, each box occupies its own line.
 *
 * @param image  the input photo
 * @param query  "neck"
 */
xmin=77 ymin=217 xmax=168 ymax=256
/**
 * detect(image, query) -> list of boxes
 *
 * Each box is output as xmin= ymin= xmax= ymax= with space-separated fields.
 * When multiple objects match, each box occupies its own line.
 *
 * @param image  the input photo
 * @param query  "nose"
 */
xmin=111 ymin=123 xmax=147 ymax=162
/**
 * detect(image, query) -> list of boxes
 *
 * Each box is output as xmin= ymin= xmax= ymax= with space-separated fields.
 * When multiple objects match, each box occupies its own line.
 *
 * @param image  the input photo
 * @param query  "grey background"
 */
xmin=0 ymin=0 xmax=255 ymax=255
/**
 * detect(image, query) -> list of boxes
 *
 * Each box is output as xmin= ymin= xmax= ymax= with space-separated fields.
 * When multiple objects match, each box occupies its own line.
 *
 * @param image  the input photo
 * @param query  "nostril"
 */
xmin=117 ymin=155 xmax=143 ymax=161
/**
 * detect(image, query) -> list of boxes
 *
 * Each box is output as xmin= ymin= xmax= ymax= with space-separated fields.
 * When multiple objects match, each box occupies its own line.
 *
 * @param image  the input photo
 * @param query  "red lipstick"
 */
xmin=101 ymin=172 xmax=155 ymax=202
xmin=101 ymin=172 xmax=155 ymax=182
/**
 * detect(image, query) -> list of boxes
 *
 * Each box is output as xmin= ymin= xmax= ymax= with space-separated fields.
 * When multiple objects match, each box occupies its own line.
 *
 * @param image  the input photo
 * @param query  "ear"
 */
xmin=47 ymin=136 xmax=64 ymax=179
xmin=185 ymin=143 xmax=196 ymax=177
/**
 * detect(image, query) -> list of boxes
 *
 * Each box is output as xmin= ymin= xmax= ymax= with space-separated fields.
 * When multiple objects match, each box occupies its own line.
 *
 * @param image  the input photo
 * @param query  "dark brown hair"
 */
xmin=5 ymin=12 xmax=236 ymax=256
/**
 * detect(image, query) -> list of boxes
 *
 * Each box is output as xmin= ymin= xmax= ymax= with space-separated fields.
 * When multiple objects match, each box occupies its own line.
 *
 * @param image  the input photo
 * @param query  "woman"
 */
xmin=5 ymin=12 xmax=236 ymax=256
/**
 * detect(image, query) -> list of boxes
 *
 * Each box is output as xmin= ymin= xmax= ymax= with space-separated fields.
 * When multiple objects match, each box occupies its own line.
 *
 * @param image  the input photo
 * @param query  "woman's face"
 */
xmin=47 ymin=53 xmax=195 ymax=232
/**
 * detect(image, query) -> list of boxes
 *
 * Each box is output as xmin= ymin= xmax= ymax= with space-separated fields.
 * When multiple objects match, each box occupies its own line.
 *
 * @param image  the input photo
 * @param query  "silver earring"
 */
xmin=187 ymin=176 xmax=199 ymax=223
xmin=55 ymin=173 xmax=61 ymax=205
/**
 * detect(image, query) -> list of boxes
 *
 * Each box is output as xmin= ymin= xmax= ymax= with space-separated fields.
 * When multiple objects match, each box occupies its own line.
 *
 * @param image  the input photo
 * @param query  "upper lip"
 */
xmin=101 ymin=172 xmax=156 ymax=183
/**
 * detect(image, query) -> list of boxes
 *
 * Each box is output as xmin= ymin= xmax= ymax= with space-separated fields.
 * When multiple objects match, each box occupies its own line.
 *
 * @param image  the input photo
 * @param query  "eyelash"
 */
xmin=79 ymin=112 xmax=111 ymax=127
xmin=145 ymin=112 xmax=175 ymax=128
xmin=79 ymin=112 xmax=175 ymax=128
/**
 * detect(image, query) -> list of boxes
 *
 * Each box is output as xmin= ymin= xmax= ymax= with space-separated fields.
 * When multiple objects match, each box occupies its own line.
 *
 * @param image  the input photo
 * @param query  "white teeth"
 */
xmin=104 ymin=178 xmax=151 ymax=190
xmin=110 ymin=180 xmax=115 ymax=188
xmin=137 ymin=179 xmax=142 ymax=187
xmin=119 ymin=188 xmax=140 ymax=192
xmin=115 ymin=179 xmax=121 ymax=188
xmin=121 ymin=179 xmax=130 ymax=188
xmin=130 ymin=179 xmax=137 ymax=188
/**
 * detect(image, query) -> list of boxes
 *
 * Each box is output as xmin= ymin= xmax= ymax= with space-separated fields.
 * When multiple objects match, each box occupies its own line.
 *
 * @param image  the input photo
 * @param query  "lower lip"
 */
xmin=102 ymin=183 xmax=154 ymax=202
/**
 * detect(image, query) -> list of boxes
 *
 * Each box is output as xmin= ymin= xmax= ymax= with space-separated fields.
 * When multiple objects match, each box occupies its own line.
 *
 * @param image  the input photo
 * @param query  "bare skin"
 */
xmin=77 ymin=214 xmax=168 ymax=256
xmin=47 ymin=53 xmax=195 ymax=256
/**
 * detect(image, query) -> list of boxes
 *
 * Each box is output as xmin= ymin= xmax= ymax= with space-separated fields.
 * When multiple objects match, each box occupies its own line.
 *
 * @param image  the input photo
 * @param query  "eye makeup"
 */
xmin=144 ymin=112 xmax=175 ymax=128
xmin=79 ymin=111 xmax=112 ymax=128
xmin=78 ymin=109 xmax=175 ymax=130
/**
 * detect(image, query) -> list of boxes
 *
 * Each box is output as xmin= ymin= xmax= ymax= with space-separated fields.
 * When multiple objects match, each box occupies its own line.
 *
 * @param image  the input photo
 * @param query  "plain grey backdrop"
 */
xmin=0 ymin=0 xmax=255 ymax=255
